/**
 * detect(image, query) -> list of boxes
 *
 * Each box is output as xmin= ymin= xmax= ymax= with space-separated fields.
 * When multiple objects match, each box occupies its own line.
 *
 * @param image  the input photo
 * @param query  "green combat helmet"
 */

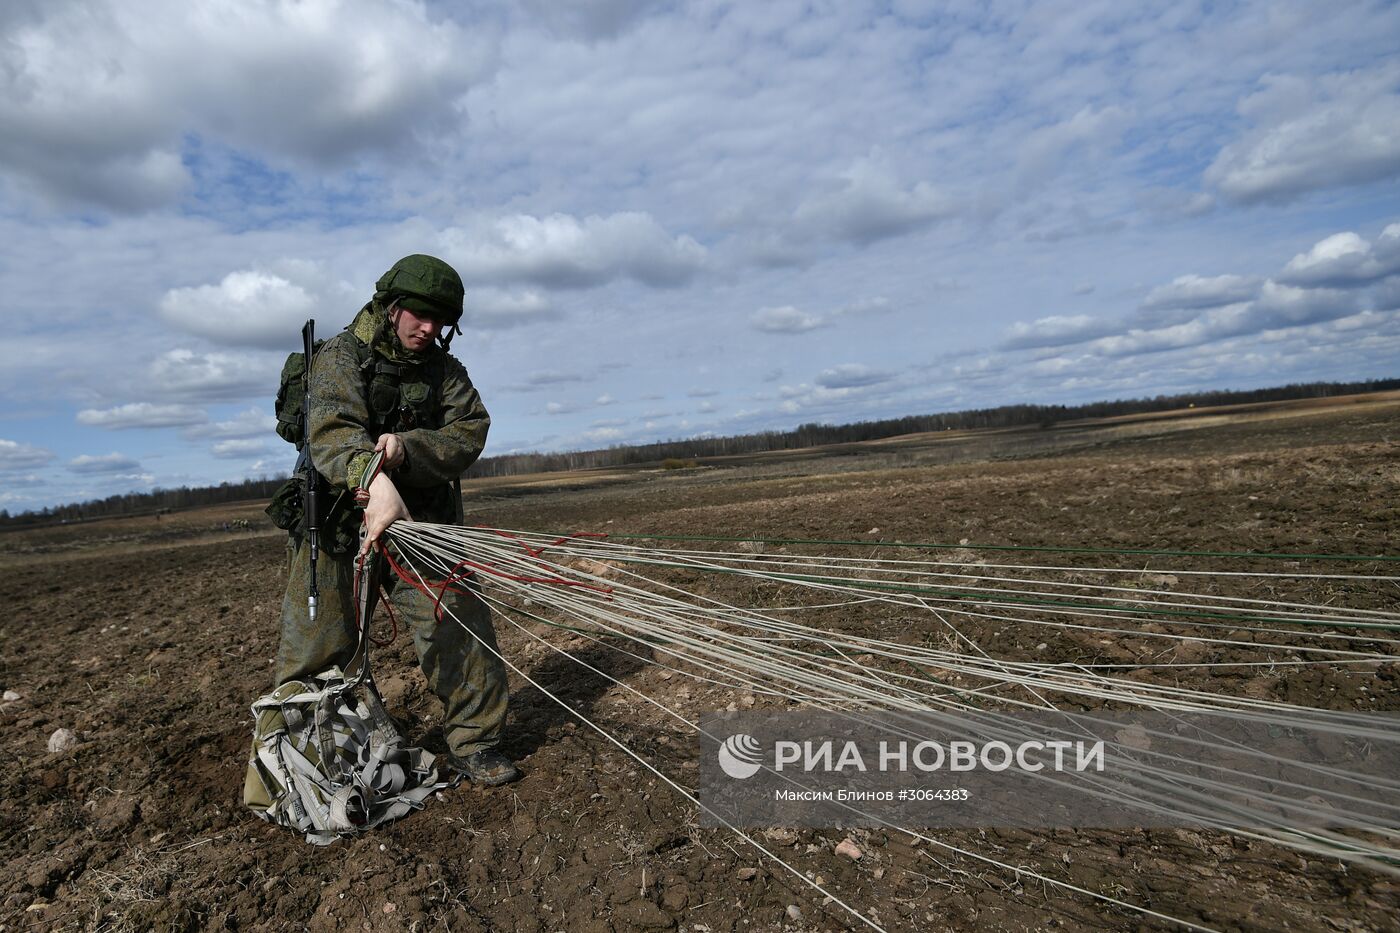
xmin=375 ymin=254 xmax=465 ymax=332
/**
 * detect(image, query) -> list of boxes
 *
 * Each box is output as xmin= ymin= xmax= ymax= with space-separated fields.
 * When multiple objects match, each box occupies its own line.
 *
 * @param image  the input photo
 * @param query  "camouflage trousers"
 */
xmin=275 ymin=537 xmax=509 ymax=757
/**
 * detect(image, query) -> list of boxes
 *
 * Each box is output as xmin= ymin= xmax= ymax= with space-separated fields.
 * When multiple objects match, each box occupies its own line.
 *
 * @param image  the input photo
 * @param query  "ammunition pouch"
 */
xmin=264 ymin=474 xmax=362 ymax=556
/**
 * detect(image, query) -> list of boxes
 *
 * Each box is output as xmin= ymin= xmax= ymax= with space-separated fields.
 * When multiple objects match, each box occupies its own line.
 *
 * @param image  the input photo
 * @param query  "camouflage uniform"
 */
xmin=275 ymin=298 xmax=509 ymax=759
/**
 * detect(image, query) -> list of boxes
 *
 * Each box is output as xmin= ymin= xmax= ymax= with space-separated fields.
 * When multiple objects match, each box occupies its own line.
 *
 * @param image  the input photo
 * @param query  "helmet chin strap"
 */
xmin=440 ymin=322 xmax=459 ymax=351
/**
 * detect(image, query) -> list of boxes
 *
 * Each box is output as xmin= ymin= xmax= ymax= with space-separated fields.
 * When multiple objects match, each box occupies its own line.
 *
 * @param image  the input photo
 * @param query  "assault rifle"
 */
xmin=301 ymin=319 xmax=320 ymax=623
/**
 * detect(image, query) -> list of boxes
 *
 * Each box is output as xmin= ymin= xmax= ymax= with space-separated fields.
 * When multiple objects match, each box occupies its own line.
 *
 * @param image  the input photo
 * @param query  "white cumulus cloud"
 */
xmin=77 ymin=402 xmax=206 ymax=430
xmin=465 ymin=288 xmax=558 ymax=329
xmin=444 ymin=212 xmax=707 ymax=290
xmin=68 ymin=452 xmax=141 ymax=474
xmin=791 ymin=153 xmax=953 ymax=246
xmin=1001 ymin=315 xmax=1118 ymax=351
xmin=1087 ymin=282 xmax=1357 ymax=358
xmin=0 ymin=439 xmax=55 ymax=472
xmin=1279 ymin=225 xmax=1400 ymax=287
xmin=815 ymin=364 xmax=893 ymax=389
xmin=1140 ymin=274 xmax=1262 ymax=311
xmin=751 ymin=305 xmax=824 ymax=334
xmin=751 ymin=296 xmax=890 ymax=334
xmin=1206 ymin=68 xmax=1400 ymax=204
xmin=0 ymin=0 xmax=492 ymax=211
xmin=1250 ymin=280 xmax=1358 ymax=327
xmin=147 ymin=349 xmax=279 ymax=402
xmin=159 ymin=260 xmax=351 ymax=348
xmin=211 ymin=438 xmax=267 ymax=459
xmin=1016 ymin=105 xmax=1130 ymax=188
xmin=182 ymin=407 xmax=277 ymax=440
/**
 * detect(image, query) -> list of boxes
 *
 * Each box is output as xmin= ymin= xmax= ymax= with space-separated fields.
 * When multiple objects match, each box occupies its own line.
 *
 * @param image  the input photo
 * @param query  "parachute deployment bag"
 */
xmin=243 ymin=667 xmax=453 ymax=845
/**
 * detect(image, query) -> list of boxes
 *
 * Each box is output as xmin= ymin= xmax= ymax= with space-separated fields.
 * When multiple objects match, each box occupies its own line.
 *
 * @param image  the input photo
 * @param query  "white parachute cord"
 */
xmin=471 ymin=527 xmax=1397 ymax=583
xmin=381 ymin=553 xmax=888 ymax=929
xmin=390 ymin=526 xmax=1398 ymax=728
xmin=471 ymin=529 xmax=1400 ymax=627
xmin=442 ymin=575 xmax=1223 ymax=933
xmin=428 ymin=525 xmax=1400 ymax=654
xmin=389 ymin=529 xmax=1400 ymax=840
xmin=387 ymin=531 xmax=1400 ymax=839
xmin=540 ymin=542 xmax=1400 ymax=628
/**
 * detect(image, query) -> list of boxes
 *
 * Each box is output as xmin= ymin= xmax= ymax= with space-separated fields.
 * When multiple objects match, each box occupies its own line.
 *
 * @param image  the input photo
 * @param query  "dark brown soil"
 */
xmin=2 ymin=397 xmax=1398 ymax=932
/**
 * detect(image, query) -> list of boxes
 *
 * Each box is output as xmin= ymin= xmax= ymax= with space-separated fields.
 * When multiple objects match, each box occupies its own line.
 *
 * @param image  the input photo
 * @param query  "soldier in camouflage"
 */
xmin=275 ymin=254 xmax=519 ymax=786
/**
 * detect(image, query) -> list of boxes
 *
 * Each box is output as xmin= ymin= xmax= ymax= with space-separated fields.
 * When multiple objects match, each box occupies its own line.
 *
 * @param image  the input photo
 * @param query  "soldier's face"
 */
xmin=392 ymin=306 xmax=444 ymax=352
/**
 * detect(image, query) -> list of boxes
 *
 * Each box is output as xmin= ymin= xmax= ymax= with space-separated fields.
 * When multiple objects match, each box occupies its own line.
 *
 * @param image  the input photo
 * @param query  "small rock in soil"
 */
xmin=736 ymin=867 xmax=758 ymax=881
xmin=3 ymin=689 xmax=20 ymax=701
xmin=46 ymin=728 xmax=77 ymax=753
xmin=786 ymin=904 xmax=802 ymax=921
xmin=835 ymin=837 xmax=863 ymax=860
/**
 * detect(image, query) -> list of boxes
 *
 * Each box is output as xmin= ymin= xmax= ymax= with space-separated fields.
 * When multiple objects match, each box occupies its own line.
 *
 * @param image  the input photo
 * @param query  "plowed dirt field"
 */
xmin=3 ymin=395 xmax=1397 ymax=932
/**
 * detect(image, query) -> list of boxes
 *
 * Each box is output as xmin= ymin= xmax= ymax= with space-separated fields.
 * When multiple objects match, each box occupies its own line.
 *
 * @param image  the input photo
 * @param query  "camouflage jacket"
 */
xmin=308 ymin=303 xmax=490 ymax=527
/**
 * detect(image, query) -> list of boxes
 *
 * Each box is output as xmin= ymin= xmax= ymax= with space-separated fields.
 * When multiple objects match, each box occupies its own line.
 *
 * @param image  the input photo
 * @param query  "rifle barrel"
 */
xmin=302 ymin=319 xmax=320 ymax=623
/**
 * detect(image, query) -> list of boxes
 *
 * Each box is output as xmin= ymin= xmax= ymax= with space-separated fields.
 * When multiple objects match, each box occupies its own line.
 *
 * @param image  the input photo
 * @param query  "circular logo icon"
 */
xmin=718 ymin=733 xmax=763 ymax=779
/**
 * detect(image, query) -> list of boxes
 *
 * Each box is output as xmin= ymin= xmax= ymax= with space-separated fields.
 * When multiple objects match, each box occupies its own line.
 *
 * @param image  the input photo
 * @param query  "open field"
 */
xmin=2 ymin=394 xmax=1398 ymax=931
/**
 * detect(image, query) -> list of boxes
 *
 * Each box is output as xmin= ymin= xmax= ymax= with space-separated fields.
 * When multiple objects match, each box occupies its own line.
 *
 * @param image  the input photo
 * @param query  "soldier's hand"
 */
xmin=375 ymin=433 xmax=406 ymax=470
xmin=361 ymin=472 xmax=413 ymax=557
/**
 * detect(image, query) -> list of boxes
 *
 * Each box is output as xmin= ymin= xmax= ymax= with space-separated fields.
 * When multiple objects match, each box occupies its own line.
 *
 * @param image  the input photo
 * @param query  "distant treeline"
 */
xmin=4 ymin=377 xmax=1395 ymax=529
xmin=463 ymin=377 xmax=1400 ymax=478
xmin=0 ymin=477 xmax=288 ymax=529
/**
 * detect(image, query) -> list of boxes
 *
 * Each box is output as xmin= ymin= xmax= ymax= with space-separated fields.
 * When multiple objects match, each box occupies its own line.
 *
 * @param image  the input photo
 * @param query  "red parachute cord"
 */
xmin=377 ymin=535 xmax=613 ymax=625
xmin=370 ymin=584 xmax=400 ymax=647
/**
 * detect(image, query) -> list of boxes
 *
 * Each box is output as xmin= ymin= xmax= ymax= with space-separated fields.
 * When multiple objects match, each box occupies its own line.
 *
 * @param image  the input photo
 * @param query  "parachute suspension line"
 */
xmin=495 ymin=526 xmax=1400 ymax=650
xmin=383 ymin=523 xmax=1400 ymax=868
xmin=600 ymin=530 xmax=1400 ymax=564
xmin=413 ymin=526 xmax=1400 ymax=644
xmin=387 ymin=525 xmax=1400 ymax=733
xmin=478 ymin=592 xmax=1224 ymax=933
xmin=505 ymin=539 xmax=1400 ymax=625
xmin=416 ymin=528 xmax=1400 ymax=722
xmin=389 ymin=526 xmax=1400 ymax=812
xmin=381 ymin=521 xmax=1400 ymax=890
xmin=380 ymin=537 xmax=1223 ymax=933
xmin=372 ymin=545 xmax=890 ymax=933
xmin=447 ymin=554 xmax=1400 ymax=848
xmin=454 ymin=526 xmax=1400 ymax=634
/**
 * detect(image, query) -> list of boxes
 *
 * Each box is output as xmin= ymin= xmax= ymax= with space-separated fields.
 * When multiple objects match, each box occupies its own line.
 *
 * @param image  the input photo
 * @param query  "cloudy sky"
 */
xmin=2 ymin=0 xmax=1398 ymax=513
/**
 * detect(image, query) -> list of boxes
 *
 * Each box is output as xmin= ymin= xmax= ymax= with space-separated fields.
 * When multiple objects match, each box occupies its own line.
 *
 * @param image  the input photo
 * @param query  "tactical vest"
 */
xmin=275 ymin=338 xmax=445 ymax=449
xmin=266 ymin=332 xmax=450 ymax=552
xmin=361 ymin=352 xmax=446 ymax=440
